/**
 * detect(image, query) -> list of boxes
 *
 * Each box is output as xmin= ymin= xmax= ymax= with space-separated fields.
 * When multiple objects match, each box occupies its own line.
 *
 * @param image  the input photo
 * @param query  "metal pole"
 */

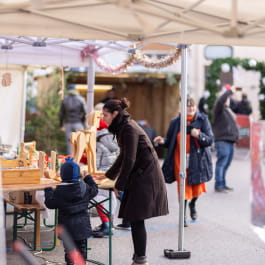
xmin=87 ymin=56 xmax=95 ymax=114
xmin=164 ymin=44 xmax=190 ymax=259
xmin=109 ymin=190 xmax=112 ymax=265
xmin=164 ymin=45 xmax=190 ymax=259
xmin=178 ymin=44 xmax=188 ymax=250
xmin=20 ymin=66 xmax=28 ymax=144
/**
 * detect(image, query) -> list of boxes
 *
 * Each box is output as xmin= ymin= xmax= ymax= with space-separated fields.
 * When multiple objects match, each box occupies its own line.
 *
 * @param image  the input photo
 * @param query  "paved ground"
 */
xmin=5 ymin=148 xmax=265 ymax=265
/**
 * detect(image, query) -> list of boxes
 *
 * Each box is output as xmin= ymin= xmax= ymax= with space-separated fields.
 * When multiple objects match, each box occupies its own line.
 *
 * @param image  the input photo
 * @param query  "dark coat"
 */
xmin=106 ymin=112 xmax=169 ymax=222
xmin=212 ymin=90 xmax=239 ymax=143
xmin=236 ymin=99 xmax=252 ymax=115
xmin=44 ymin=175 xmax=98 ymax=240
xmin=162 ymin=112 xmax=214 ymax=185
xmin=59 ymin=91 xmax=87 ymax=127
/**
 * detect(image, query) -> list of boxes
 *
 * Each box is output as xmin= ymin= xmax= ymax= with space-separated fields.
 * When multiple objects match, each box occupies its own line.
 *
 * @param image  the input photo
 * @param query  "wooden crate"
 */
xmin=0 ymin=158 xmax=29 ymax=168
xmin=1 ymin=168 xmax=40 ymax=185
xmin=7 ymin=190 xmax=37 ymax=204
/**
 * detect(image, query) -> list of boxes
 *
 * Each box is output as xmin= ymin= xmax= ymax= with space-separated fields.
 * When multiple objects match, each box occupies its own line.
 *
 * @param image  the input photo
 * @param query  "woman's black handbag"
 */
xmin=187 ymin=146 xmax=213 ymax=185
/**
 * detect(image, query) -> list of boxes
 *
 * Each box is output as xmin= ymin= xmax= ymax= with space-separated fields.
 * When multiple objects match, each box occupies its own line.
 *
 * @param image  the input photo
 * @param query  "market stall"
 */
xmin=1 ymin=0 xmax=265 ymax=263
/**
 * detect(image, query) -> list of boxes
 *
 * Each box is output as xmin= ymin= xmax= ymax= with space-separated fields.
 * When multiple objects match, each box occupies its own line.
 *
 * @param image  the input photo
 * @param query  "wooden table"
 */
xmin=2 ymin=177 xmax=116 ymax=264
xmin=2 ymin=178 xmax=60 ymax=250
xmin=2 ymin=178 xmax=59 ymax=192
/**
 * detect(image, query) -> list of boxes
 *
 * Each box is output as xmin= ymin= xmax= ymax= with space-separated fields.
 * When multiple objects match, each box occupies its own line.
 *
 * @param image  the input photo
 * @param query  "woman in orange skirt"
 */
xmin=155 ymin=97 xmax=214 ymax=226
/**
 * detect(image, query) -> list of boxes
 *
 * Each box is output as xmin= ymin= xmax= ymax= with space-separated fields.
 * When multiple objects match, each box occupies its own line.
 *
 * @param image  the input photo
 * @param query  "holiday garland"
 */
xmin=205 ymin=57 xmax=265 ymax=120
xmin=81 ymin=45 xmax=181 ymax=74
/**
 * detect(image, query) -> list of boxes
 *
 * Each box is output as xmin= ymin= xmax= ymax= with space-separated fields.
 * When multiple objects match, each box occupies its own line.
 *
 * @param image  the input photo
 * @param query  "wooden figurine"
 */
xmin=19 ymin=141 xmax=39 ymax=166
xmin=70 ymin=110 xmax=104 ymax=175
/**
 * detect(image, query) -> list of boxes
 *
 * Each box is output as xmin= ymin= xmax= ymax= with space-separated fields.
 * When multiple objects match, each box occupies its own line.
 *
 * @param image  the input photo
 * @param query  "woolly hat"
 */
xmin=60 ymin=157 xmax=81 ymax=182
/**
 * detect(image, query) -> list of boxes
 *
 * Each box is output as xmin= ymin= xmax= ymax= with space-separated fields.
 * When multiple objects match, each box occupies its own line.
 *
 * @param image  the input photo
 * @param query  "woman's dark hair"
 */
xmin=103 ymin=98 xmax=130 ymax=113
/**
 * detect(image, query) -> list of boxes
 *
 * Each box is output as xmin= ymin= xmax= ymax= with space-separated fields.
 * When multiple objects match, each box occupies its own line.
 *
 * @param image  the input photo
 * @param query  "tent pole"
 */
xmin=178 ymin=44 xmax=188 ymax=250
xmin=87 ymin=56 xmax=95 ymax=114
xmin=164 ymin=44 xmax=190 ymax=259
xmin=20 ymin=66 xmax=28 ymax=145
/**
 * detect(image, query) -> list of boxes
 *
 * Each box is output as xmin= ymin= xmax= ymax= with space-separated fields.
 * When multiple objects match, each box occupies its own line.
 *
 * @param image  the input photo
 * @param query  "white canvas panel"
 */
xmin=0 ymin=66 xmax=25 ymax=151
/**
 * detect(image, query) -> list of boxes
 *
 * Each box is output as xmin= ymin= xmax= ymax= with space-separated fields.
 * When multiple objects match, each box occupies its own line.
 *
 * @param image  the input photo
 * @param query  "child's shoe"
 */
xmin=92 ymin=222 xmax=111 ymax=238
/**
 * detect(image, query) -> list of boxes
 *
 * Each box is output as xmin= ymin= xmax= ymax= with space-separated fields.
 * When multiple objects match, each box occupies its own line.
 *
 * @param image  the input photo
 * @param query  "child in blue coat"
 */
xmin=44 ymin=157 xmax=98 ymax=265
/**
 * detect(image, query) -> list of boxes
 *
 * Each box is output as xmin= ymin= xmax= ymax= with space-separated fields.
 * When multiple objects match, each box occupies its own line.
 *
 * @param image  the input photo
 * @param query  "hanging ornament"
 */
xmin=203 ymin=103 xmax=209 ymax=111
xmin=221 ymin=63 xmax=230 ymax=73
xmin=81 ymin=45 xmax=181 ymax=74
xmin=203 ymin=90 xmax=210 ymax=99
xmin=216 ymin=79 xmax=221 ymax=86
xmin=248 ymin=59 xmax=257 ymax=68
xmin=258 ymin=94 xmax=265 ymax=100
xmin=58 ymin=90 xmax=64 ymax=98
xmin=2 ymin=72 xmax=12 ymax=86
xmin=59 ymin=66 xmax=64 ymax=99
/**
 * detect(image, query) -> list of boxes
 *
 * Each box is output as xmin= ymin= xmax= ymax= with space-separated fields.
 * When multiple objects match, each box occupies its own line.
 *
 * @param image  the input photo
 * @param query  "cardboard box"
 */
xmin=1 ymin=168 xmax=40 ymax=185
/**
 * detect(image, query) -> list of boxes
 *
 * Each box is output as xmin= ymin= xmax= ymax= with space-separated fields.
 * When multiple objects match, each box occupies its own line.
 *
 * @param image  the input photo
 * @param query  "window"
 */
xmin=204 ymin=46 xmax=233 ymax=60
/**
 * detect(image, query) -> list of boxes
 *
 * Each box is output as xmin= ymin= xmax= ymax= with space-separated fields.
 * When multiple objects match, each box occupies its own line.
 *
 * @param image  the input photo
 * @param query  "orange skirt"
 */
xmin=174 ymin=133 xmax=206 ymax=200
xmin=176 ymin=174 xmax=206 ymax=200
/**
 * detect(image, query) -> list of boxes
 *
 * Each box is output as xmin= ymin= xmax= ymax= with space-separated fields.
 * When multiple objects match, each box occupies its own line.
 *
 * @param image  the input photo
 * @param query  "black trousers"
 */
xmin=130 ymin=220 xmax=146 ymax=257
xmin=64 ymin=239 xmax=87 ymax=265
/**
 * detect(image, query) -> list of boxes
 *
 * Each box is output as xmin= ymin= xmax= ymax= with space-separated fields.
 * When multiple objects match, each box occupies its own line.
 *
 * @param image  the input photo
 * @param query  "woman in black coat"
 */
xmin=102 ymin=98 xmax=168 ymax=265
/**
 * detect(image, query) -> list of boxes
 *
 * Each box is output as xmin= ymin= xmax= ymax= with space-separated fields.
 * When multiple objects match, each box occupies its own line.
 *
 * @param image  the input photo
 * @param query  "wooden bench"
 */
xmin=5 ymin=199 xmax=44 ymax=250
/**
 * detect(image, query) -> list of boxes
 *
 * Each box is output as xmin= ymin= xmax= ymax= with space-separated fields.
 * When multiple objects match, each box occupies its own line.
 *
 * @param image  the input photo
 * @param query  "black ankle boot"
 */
xmin=184 ymin=216 xmax=188 ymax=227
xmin=92 ymin=222 xmax=110 ymax=238
xmin=183 ymin=200 xmax=188 ymax=227
xmin=189 ymin=202 xmax=197 ymax=220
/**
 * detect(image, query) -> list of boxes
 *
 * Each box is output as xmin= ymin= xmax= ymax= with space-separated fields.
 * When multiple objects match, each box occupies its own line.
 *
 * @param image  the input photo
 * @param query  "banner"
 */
xmin=250 ymin=121 xmax=265 ymax=228
xmin=236 ymin=114 xmax=250 ymax=148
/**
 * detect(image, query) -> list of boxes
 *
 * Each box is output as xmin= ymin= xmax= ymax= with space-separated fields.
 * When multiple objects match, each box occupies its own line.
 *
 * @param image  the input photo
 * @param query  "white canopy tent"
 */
xmin=1 ymin=0 xmax=265 ymax=260
xmin=0 ymin=0 xmax=264 ymax=46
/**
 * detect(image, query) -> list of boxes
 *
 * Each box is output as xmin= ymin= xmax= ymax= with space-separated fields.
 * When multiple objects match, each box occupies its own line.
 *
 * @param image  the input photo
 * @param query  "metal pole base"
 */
xmin=164 ymin=249 xmax=191 ymax=259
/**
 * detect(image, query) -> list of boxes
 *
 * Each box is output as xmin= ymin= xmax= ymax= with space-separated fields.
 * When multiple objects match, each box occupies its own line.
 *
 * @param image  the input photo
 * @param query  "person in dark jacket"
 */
xmin=137 ymin=120 xmax=157 ymax=143
xmin=212 ymin=87 xmax=239 ymax=193
xmin=44 ymin=157 xmax=98 ymax=265
xmin=154 ymin=97 xmax=214 ymax=226
xmin=100 ymin=88 xmax=118 ymax=103
xmin=198 ymin=90 xmax=210 ymax=114
xmin=59 ymin=84 xmax=87 ymax=155
xmin=236 ymin=93 xmax=252 ymax=115
xmin=101 ymin=98 xmax=168 ymax=265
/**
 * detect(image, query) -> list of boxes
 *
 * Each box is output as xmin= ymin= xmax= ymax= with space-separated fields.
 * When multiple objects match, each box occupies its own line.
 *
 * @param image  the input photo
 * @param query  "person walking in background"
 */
xmin=59 ymin=84 xmax=87 ymax=155
xmin=198 ymin=90 xmax=210 ymax=114
xmin=212 ymin=86 xmax=239 ymax=193
xmin=101 ymin=98 xmax=168 ymax=265
xmin=235 ymin=93 xmax=252 ymax=115
xmin=100 ymin=88 xmax=118 ymax=103
xmin=137 ymin=120 xmax=158 ymax=144
xmin=44 ymin=157 xmax=98 ymax=265
xmin=154 ymin=97 xmax=213 ymax=227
